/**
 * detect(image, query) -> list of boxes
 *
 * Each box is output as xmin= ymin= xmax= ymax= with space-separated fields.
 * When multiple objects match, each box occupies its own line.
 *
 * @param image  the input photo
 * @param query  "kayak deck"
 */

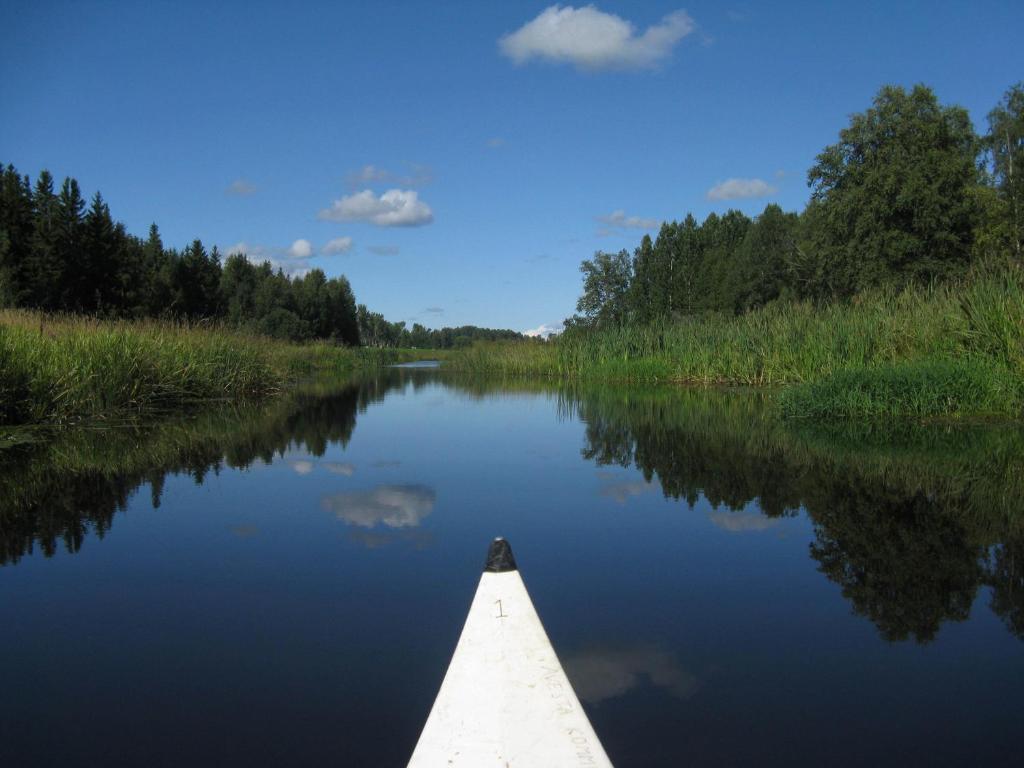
xmin=408 ymin=538 xmax=613 ymax=767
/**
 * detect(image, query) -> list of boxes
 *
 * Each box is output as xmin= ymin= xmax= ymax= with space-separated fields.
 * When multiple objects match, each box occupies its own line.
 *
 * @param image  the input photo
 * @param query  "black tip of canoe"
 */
xmin=484 ymin=537 xmax=517 ymax=573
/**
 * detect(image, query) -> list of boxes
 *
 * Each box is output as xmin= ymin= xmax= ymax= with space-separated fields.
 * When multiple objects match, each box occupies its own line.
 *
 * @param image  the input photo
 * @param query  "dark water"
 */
xmin=1 ymin=369 xmax=1022 ymax=767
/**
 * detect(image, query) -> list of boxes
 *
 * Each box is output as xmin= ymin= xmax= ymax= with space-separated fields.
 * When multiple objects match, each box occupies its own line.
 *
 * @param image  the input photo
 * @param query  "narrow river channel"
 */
xmin=2 ymin=367 xmax=1021 ymax=767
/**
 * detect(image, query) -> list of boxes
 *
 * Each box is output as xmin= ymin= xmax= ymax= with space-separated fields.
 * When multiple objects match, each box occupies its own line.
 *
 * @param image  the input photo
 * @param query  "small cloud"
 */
xmin=499 ymin=6 xmax=695 ymax=71
xmin=226 ymin=179 xmax=257 ymax=196
xmin=321 ymin=236 xmax=354 ymax=256
xmin=227 ymin=241 xmax=315 ymax=276
xmin=322 ymin=484 xmax=436 ymax=529
xmin=524 ymin=322 xmax=563 ymax=339
xmin=563 ymin=646 xmax=699 ymax=704
xmin=774 ymin=169 xmax=786 ymax=179
xmin=346 ymin=164 xmax=432 ymax=189
xmin=486 ymin=137 xmax=506 ymax=148
xmin=348 ymin=164 xmax=390 ymax=186
xmin=526 ymin=253 xmax=555 ymax=263
xmin=706 ymin=178 xmax=777 ymax=201
xmin=708 ymin=509 xmax=781 ymax=532
xmin=370 ymin=460 xmax=402 ymax=469
xmin=598 ymin=209 xmax=659 ymax=229
xmin=367 ymin=244 xmax=400 ymax=256
xmin=323 ymin=461 xmax=356 ymax=476
xmin=600 ymin=479 xmax=656 ymax=504
xmin=229 ymin=524 xmax=259 ymax=538
xmin=424 ymin=306 xmax=444 ymax=315
xmin=287 ymin=239 xmax=313 ymax=259
xmin=318 ymin=189 xmax=434 ymax=227
xmin=288 ymin=459 xmax=315 ymax=475
xmin=727 ymin=9 xmax=747 ymax=22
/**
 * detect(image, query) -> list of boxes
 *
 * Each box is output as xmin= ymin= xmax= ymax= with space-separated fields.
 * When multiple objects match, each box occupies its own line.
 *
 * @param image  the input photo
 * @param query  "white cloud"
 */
xmin=599 ymin=209 xmax=659 ymax=229
xmin=499 ymin=6 xmax=695 ymax=71
xmin=322 ymin=461 xmax=356 ymax=476
xmin=226 ymin=179 xmax=257 ymax=196
xmin=600 ymin=479 xmax=656 ymax=504
xmin=321 ymin=236 xmax=354 ymax=256
xmin=524 ymin=322 xmax=563 ymax=338
xmin=563 ymin=646 xmax=698 ymax=704
xmin=228 ymin=241 xmax=278 ymax=264
xmin=287 ymin=238 xmax=313 ymax=259
xmin=288 ymin=460 xmax=315 ymax=475
xmin=227 ymin=240 xmax=316 ymax=276
xmin=346 ymin=164 xmax=433 ymax=188
xmin=321 ymin=484 xmax=436 ymax=529
xmin=706 ymin=178 xmax=777 ymax=201
xmin=486 ymin=137 xmax=506 ymax=148
xmin=368 ymin=244 xmax=400 ymax=256
xmin=318 ymin=189 xmax=434 ymax=227
xmin=708 ymin=509 xmax=781 ymax=532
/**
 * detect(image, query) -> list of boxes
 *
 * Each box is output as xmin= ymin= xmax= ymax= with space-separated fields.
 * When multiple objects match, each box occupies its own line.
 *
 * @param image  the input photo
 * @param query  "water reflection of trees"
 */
xmin=566 ymin=385 xmax=1024 ymax=644
xmin=5 ymin=371 xmax=1022 ymax=644
xmin=0 ymin=369 xmax=426 ymax=565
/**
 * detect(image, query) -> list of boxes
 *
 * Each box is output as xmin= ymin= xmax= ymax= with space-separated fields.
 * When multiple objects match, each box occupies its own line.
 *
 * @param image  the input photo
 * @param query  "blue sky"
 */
xmin=2 ymin=1 xmax=1021 ymax=334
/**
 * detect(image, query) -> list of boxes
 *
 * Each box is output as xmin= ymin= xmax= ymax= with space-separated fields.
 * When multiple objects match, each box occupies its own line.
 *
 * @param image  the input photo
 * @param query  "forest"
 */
xmin=570 ymin=83 xmax=1022 ymax=328
xmin=0 ymin=170 xmax=521 ymax=347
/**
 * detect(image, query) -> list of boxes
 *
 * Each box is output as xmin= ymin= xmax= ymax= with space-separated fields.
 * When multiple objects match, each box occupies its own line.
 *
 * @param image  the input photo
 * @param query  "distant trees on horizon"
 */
xmin=571 ymin=82 xmax=1024 ymax=329
xmin=0 ymin=169 xmax=524 ymax=346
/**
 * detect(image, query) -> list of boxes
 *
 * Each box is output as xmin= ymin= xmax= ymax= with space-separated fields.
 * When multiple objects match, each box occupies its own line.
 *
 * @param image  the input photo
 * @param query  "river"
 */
xmin=1 ymin=366 xmax=1021 ymax=766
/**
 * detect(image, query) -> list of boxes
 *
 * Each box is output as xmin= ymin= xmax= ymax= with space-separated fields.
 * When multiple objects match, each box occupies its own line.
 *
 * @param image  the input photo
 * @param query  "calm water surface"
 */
xmin=1 ymin=368 xmax=1021 ymax=767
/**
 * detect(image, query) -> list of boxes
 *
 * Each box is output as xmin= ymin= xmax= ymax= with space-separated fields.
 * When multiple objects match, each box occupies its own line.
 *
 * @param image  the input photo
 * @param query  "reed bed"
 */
xmin=0 ymin=311 xmax=373 ymax=426
xmin=448 ymin=263 xmax=1024 ymax=419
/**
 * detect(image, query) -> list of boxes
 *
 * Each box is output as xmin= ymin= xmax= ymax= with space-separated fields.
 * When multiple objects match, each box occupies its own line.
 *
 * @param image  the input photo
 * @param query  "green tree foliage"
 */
xmin=576 ymin=82 xmax=1022 ymax=325
xmin=353 ymin=304 xmax=524 ymax=348
xmin=807 ymin=84 xmax=980 ymax=295
xmin=0 ymin=165 xmax=33 ymax=306
xmin=576 ymin=249 xmax=632 ymax=327
xmin=0 ymin=164 xmax=366 ymax=344
xmin=984 ymin=82 xmax=1024 ymax=258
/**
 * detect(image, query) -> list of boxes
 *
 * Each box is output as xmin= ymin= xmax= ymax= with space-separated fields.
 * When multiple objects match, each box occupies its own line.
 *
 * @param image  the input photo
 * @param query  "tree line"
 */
xmin=0 ymin=169 xmax=526 ymax=346
xmin=0 ymin=168 xmax=361 ymax=342
xmin=572 ymin=82 xmax=1023 ymax=328
xmin=355 ymin=304 xmax=524 ymax=349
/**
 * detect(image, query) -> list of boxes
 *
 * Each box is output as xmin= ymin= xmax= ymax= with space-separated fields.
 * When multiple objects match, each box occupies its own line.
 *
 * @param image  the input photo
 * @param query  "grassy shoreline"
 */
xmin=448 ymin=264 xmax=1024 ymax=419
xmin=0 ymin=310 xmax=417 ymax=428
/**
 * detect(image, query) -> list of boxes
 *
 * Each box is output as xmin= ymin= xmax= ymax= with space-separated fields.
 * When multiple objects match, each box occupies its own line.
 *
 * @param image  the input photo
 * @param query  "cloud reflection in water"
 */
xmin=322 ymin=462 xmax=356 ymax=476
xmin=563 ymin=646 xmax=698 ymax=704
xmin=707 ymin=509 xmax=781 ymax=532
xmin=322 ymin=484 xmax=436 ymax=529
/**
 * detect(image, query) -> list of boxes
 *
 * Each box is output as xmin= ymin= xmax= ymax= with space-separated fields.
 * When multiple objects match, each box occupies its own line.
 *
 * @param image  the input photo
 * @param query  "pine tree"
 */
xmin=55 ymin=177 xmax=85 ymax=310
xmin=28 ymin=170 xmax=62 ymax=308
xmin=0 ymin=165 xmax=33 ymax=306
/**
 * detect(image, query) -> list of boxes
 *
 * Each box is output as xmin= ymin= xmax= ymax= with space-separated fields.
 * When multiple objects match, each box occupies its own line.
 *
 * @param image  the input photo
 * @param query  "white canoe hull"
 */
xmin=408 ymin=539 xmax=613 ymax=767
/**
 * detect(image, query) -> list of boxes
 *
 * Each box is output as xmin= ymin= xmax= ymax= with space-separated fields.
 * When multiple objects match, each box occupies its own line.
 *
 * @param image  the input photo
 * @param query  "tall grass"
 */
xmin=0 ymin=311 xmax=380 ymax=426
xmin=448 ymin=263 xmax=1024 ymax=419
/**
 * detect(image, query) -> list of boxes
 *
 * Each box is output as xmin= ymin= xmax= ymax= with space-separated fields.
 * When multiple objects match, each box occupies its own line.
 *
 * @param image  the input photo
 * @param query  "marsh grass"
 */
xmin=0 ymin=311 xmax=387 ymax=426
xmin=449 ymin=264 xmax=1024 ymax=419
xmin=779 ymin=358 xmax=1022 ymax=419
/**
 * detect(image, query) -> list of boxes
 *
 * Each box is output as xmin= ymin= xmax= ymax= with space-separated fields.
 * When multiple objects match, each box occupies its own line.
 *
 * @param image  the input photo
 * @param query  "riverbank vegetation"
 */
xmin=452 ymin=262 xmax=1024 ymax=417
xmin=0 ymin=309 xmax=418 ymax=427
xmin=452 ymin=82 xmax=1024 ymax=419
